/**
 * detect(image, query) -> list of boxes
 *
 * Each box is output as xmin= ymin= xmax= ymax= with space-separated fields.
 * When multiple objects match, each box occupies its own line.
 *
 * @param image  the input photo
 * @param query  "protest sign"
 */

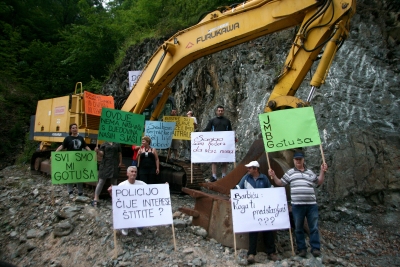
xmin=231 ymin=187 xmax=290 ymax=233
xmin=112 ymin=184 xmax=173 ymax=229
xmin=163 ymin=116 xmax=194 ymax=140
xmin=84 ymin=91 xmax=114 ymax=116
xmin=98 ymin=108 xmax=144 ymax=145
xmin=51 ymin=151 xmax=98 ymax=184
xmin=144 ymin=121 xmax=176 ymax=149
xmin=259 ymin=107 xmax=321 ymax=152
xmin=128 ymin=71 xmax=142 ymax=90
xmin=191 ymin=131 xmax=235 ymax=163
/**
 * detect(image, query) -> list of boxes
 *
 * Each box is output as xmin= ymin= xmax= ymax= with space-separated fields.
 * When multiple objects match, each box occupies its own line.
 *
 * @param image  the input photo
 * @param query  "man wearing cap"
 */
xmin=236 ymin=160 xmax=278 ymax=263
xmin=268 ymin=151 xmax=328 ymax=258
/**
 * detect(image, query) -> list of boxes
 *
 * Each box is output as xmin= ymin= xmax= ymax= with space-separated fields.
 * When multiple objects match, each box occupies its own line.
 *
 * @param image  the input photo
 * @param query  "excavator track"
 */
xmin=158 ymin=156 xmax=204 ymax=192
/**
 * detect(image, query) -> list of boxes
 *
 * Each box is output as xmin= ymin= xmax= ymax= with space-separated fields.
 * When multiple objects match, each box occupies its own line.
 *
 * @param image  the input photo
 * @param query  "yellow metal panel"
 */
xmin=49 ymin=96 xmax=70 ymax=133
xmin=34 ymin=99 xmax=53 ymax=133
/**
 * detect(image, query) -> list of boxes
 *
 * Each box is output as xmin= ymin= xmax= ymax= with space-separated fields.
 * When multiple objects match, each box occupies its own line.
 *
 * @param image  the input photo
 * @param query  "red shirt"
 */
xmin=132 ymin=145 xmax=141 ymax=160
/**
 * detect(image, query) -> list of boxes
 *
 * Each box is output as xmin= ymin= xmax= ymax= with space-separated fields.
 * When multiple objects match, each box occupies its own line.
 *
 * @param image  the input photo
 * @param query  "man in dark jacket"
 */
xmin=236 ymin=161 xmax=278 ymax=263
xmin=203 ymin=105 xmax=233 ymax=182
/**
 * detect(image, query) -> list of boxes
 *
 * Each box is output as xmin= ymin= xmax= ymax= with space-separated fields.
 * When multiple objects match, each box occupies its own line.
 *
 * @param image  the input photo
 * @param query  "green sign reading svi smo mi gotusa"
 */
xmin=51 ymin=151 xmax=98 ymax=184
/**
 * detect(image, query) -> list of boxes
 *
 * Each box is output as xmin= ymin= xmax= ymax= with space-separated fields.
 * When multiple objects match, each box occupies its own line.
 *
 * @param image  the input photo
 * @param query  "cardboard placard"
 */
xmin=231 ymin=187 xmax=290 ymax=233
xmin=259 ymin=107 xmax=321 ymax=152
xmin=112 ymin=184 xmax=173 ymax=229
xmin=51 ymin=151 xmax=98 ymax=184
xmin=144 ymin=121 xmax=176 ymax=149
xmin=191 ymin=131 xmax=235 ymax=163
xmin=98 ymin=108 xmax=144 ymax=145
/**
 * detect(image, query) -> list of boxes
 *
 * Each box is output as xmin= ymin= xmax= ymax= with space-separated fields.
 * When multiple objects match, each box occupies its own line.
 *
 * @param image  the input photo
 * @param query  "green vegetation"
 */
xmin=0 ymin=0 xmax=238 ymax=164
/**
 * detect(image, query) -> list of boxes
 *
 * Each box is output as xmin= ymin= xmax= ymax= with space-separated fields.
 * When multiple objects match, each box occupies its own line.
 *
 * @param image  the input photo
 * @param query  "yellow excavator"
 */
xmin=119 ymin=0 xmax=355 ymax=248
xmin=31 ymin=0 xmax=355 ymax=248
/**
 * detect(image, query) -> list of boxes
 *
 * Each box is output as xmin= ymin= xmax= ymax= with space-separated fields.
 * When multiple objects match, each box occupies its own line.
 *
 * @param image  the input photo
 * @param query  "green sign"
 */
xmin=259 ymin=107 xmax=321 ymax=152
xmin=51 ymin=151 xmax=98 ymax=184
xmin=98 ymin=108 xmax=144 ymax=145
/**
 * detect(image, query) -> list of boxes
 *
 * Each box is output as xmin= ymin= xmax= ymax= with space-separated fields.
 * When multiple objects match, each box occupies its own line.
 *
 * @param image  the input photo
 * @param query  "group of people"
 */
xmin=57 ymin=106 xmax=328 ymax=261
xmin=237 ymin=154 xmax=327 ymax=263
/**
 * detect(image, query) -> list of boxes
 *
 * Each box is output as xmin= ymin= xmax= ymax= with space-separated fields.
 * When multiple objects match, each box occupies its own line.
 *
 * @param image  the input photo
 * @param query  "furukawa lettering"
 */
xmin=196 ymin=22 xmax=240 ymax=43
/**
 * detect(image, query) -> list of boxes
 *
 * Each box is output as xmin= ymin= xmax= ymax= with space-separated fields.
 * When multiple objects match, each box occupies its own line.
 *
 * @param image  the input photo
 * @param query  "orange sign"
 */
xmin=84 ymin=91 xmax=114 ymax=116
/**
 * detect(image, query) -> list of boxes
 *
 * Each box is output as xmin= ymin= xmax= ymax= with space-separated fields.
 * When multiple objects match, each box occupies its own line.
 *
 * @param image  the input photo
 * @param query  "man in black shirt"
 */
xmin=203 ymin=105 xmax=233 ymax=182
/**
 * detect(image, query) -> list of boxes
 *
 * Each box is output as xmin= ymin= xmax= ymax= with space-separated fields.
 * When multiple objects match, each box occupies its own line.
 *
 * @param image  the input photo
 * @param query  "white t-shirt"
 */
xmin=118 ymin=179 xmax=147 ymax=186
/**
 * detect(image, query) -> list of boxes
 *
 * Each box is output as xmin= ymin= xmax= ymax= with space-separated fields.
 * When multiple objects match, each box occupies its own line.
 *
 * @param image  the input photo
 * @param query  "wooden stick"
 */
xmin=171 ymin=224 xmax=177 ymax=251
xmin=319 ymin=144 xmax=326 ymax=165
xmin=266 ymin=152 xmax=271 ymax=170
xmin=289 ymin=228 xmax=295 ymax=256
xmin=112 ymin=229 xmax=119 ymax=259
xmin=233 ymin=232 xmax=237 ymax=258
xmin=319 ymin=144 xmax=327 ymax=172
xmin=191 ymin=162 xmax=193 ymax=184
xmin=51 ymin=185 xmax=55 ymax=206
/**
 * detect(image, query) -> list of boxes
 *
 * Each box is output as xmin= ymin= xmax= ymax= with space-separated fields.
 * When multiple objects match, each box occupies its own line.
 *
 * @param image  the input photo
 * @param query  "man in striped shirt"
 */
xmin=268 ymin=151 xmax=328 ymax=258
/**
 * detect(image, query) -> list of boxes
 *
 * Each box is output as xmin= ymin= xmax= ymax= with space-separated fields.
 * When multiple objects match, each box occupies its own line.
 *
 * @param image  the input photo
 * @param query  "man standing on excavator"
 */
xmin=203 ymin=105 xmax=233 ymax=182
xmin=235 ymin=160 xmax=279 ymax=263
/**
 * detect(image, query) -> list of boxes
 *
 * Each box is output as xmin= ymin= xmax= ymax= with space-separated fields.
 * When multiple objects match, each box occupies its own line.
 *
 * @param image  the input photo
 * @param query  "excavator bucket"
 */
xmin=180 ymin=139 xmax=293 ymax=248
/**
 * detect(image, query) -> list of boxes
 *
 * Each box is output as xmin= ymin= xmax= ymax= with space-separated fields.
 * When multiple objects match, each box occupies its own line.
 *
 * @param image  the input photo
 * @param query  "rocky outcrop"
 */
xmin=103 ymin=0 xmax=400 ymax=208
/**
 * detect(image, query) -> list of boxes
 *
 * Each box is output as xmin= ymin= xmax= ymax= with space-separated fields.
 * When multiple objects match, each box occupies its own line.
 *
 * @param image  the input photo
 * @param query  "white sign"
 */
xmin=230 ymin=187 xmax=290 ymax=233
xmin=191 ymin=131 xmax=235 ymax=163
xmin=128 ymin=71 xmax=142 ymax=90
xmin=112 ymin=184 xmax=173 ymax=229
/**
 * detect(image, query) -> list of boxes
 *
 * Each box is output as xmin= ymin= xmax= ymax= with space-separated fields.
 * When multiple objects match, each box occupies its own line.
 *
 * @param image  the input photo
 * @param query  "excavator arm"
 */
xmin=122 ymin=0 xmax=355 ymax=115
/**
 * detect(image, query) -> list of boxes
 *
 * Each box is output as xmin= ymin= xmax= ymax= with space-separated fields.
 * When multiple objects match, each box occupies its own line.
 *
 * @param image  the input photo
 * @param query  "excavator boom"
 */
xmin=122 ymin=0 xmax=355 ymax=114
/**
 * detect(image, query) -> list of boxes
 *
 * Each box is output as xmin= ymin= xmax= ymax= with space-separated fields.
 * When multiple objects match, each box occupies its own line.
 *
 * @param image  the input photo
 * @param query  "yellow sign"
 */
xmin=163 ymin=116 xmax=194 ymax=140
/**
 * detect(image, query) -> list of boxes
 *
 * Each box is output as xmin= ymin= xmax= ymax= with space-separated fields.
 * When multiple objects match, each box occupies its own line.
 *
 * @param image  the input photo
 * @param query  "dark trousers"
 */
xmin=248 ymin=231 xmax=275 ymax=255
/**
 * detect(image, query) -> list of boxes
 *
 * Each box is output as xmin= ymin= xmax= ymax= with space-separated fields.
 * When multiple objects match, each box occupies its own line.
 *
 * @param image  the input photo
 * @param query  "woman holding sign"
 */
xmin=137 ymin=136 xmax=159 ymax=184
xmin=55 ymin=123 xmax=91 ymax=198
xmin=92 ymin=142 xmax=122 ymax=207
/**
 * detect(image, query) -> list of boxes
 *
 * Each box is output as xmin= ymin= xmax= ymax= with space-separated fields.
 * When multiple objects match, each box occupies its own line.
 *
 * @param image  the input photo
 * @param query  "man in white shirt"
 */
xmin=118 ymin=166 xmax=146 ymax=236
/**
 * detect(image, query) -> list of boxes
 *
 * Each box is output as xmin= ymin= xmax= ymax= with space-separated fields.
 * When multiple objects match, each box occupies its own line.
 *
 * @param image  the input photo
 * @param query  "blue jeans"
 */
xmin=292 ymin=204 xmax=320 ymax=252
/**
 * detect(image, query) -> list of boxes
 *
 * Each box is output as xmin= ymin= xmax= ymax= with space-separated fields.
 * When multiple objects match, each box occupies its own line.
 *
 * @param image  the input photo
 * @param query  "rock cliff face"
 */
xmin=103 ymin=0 xmax=400 ymax=209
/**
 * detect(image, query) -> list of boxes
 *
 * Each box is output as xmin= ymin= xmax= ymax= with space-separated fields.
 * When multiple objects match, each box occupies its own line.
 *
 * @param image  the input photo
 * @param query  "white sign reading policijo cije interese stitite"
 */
xmin=231 ymin=187 xmax=290 ymax=233
xmin=112 ymin=184 xmax=173 ymax=229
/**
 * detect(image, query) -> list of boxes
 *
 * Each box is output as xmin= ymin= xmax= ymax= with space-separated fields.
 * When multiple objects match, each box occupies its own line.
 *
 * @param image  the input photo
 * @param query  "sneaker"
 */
xmin=298 ymin=250 xmax=307 ymax=258
xmin=312 ymin=250 xmax=321 ymax=257
xmin=121 ymin=229 xmax=128 ymax=236
xmin=247 ymin=254 xmax=255 ymax=264
xmin=134 ymin=228 xmax=142 ymax=236
xmin=78 ymin=192 xmax=83 ymax=196
xmin=69 ymin=193 xmax=74 ymax=199
xmin=209 ymin=177 xmax=217 ymax=182
xmin=268 ymin=253 xmax=279 ymax=261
